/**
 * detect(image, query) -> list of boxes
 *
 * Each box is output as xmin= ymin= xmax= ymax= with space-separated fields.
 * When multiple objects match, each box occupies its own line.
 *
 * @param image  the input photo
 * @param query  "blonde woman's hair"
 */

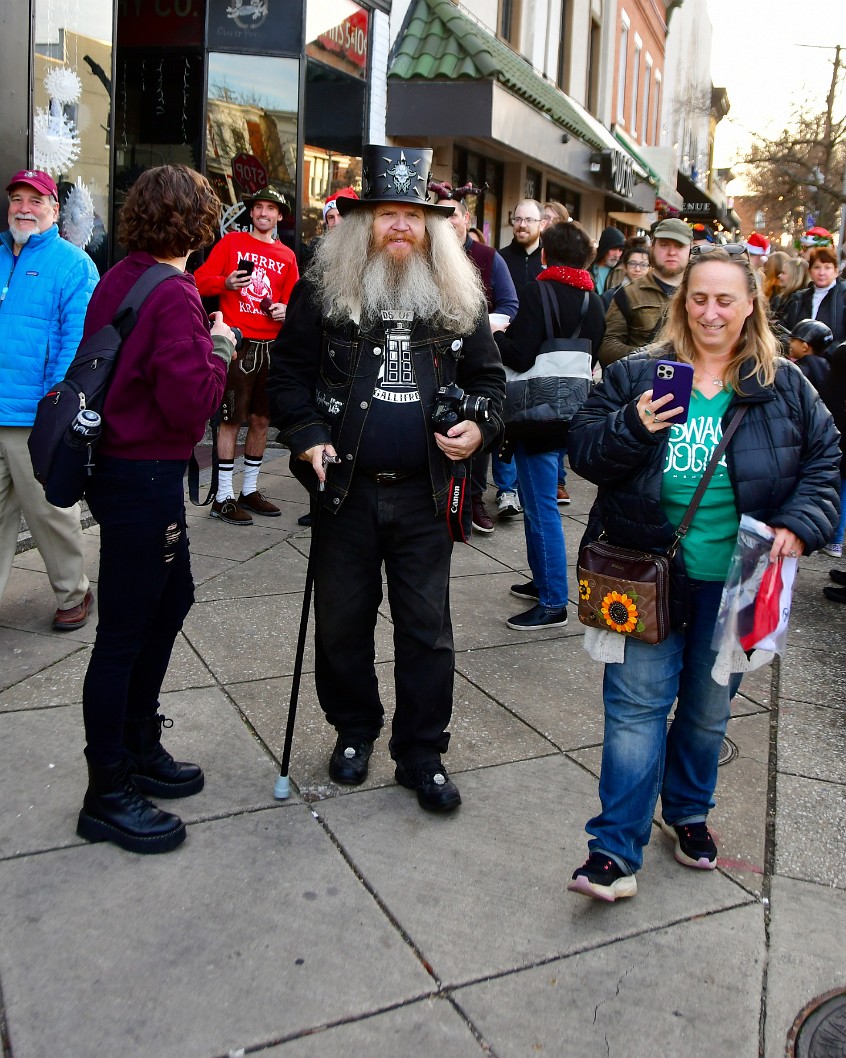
xmin=762 ymin=250 xmax=789 ymax=300
xmin=780 ymin=256 xmax=810 ymax=299
xmin=654 ymin=248 xmax=778 ymax=392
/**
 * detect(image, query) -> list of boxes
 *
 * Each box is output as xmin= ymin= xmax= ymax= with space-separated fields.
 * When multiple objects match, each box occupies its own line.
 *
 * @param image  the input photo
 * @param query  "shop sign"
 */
xmin=592 ymin=150 xmax=635 ymax=201
xmin=117 ymin=0 xmax=204 ymax=47
xmin=207 ymin=0 xmax=303 ymax=55
xmin=232 ymin=153 xmax=268 ymax=194
xmin=316 ymin=9 xmax=368 ymax=70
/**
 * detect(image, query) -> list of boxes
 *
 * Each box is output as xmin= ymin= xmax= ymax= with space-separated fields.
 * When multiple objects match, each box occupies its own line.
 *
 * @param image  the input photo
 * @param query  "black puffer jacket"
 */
xmin=569 ymin=350 xmax=841 ymax=561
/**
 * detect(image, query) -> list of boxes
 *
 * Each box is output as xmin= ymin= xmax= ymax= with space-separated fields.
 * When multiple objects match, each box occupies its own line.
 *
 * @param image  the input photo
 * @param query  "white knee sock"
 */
xmin=242 ymin=456 xmax=262 ymax=496
xmin=216 ymin=462 xmax=235 ymax=502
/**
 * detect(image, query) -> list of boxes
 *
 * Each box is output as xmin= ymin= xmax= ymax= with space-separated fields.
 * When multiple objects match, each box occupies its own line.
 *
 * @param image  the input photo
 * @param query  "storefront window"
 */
xmin=205 ymin=52 xmax=299 ymax=250
xmin=306 ymin=0 xmax=369 ymax=80
xmin=34 ymin=0 xmax=113 ymax=272
xmin=453 ymin=149 xmax=502 ymax=247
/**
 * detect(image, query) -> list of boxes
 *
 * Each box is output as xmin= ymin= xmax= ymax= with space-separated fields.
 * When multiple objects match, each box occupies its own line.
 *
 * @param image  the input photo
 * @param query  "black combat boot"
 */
xmin=124 ymin=714 xmax=205 ymax=799
xmin=76 ymin=759 xmax=186 ymax=854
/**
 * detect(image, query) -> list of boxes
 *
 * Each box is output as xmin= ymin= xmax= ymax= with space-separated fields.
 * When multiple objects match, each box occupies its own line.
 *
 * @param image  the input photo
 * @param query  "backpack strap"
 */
xmin=538 ymin=282 xmax=589 ymax=341
xmin=112 ymin=263 xmax=182 ymax=338
xmin=612 ymin=284 xmax=633 ymax=329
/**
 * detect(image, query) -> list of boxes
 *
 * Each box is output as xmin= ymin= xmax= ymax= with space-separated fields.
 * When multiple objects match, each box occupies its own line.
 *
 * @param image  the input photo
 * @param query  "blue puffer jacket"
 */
xmin=569 ymin=349 xmax=842 ymax=555
xmin=0 ymin=225 xmax=98 ymax=426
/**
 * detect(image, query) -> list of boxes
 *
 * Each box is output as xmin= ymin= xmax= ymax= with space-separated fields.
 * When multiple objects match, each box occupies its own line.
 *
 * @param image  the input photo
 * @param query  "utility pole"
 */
xmin=799 ymin=42 xmax=845 ymax=245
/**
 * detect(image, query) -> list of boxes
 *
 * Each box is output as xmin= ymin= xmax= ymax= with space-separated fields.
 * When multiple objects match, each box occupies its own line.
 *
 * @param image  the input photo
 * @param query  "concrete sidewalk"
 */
xmin=0 ymin=455 xmax=843 ymax=1058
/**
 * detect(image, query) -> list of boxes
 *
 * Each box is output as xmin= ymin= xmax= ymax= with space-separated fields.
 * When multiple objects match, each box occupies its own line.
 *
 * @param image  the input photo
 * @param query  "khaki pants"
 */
xmin=0 ymin=426 xmax=89 ymax=610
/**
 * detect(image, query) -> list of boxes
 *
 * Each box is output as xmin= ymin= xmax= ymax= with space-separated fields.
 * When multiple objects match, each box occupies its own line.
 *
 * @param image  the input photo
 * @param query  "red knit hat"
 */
xmin=744 ymin=232 xmax=770 ymax=256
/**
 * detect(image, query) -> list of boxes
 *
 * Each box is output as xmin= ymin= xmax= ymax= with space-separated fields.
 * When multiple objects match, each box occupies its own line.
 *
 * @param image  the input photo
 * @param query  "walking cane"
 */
xmin=273 ymin=457 xmax=336 ymax=800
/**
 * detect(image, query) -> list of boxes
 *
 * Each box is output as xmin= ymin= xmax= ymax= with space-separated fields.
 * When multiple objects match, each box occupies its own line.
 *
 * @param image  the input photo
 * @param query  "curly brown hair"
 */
xmin=118 ymin=165 xmax=220 ymax=257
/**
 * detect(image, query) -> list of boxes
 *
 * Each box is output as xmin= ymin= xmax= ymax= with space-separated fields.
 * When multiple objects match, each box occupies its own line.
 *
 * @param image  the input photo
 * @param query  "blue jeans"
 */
xmin=513 ymin=443 xmax=568 ymax=609
xmin=558 ymin=448 xmax=567 ymax=487
xmin=587 ymin=579 xmax=742 ymax=873
xmin=491 ymin=448 xmax=518 ymax=495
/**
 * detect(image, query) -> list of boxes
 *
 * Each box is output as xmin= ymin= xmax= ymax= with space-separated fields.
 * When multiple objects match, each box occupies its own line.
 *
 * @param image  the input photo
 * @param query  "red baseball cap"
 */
xmin=6 ymin=169 xmax=59 ymax=199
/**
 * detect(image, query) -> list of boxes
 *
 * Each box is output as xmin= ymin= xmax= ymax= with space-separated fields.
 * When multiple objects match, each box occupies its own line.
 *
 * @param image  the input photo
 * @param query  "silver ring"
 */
xmin=788 ymin=549 xmax=797 ymax=557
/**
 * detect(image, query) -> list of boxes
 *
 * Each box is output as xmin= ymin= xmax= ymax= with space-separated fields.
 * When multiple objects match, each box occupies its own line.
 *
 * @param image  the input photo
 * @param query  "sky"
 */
xmin=707 ymin=0 xmax=846 ymax=175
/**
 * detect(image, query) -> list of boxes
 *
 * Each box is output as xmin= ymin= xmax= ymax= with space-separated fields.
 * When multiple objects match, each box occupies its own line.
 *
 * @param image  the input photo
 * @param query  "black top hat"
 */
xmin=336 ymin=146 xmax=454 ymax=217
xmin=242 ymin=185 xmax=291 ymax=218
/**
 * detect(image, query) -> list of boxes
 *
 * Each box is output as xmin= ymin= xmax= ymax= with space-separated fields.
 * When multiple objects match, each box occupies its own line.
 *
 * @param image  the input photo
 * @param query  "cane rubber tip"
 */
xmin=274 ymin=775 xmax=291 ymax=800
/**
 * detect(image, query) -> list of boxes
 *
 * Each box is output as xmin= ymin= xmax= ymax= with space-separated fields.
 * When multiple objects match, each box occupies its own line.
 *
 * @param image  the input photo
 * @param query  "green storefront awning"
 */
xmin=390 ymin=0 xmax=646 ymax=171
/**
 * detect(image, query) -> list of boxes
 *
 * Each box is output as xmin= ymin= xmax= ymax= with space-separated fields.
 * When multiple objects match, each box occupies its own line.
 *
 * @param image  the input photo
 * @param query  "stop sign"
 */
xmin=232 ymin=153 xmax=268 ymax=195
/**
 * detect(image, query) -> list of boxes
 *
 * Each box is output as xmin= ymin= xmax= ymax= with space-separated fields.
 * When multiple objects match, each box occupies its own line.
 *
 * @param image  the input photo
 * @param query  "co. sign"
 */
xmin=232 ymin=153 xmax=268 ymax=195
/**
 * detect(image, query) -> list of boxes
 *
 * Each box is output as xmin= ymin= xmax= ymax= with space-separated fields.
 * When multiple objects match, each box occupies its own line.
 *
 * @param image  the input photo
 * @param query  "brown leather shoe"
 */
xmin=53 ymin=589 xmax=93 ymax=631
xmin=237 ymin=491 xmax=281 ymax=517
xmin=210 ymin=497 xmax=253 ymax=526
xmin=556 ymin=485 xmax=571 ymax=505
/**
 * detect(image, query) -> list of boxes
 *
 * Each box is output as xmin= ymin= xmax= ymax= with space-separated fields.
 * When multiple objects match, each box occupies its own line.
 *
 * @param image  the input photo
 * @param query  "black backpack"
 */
xmin=28 ymin=263 xmax=179 ymax=505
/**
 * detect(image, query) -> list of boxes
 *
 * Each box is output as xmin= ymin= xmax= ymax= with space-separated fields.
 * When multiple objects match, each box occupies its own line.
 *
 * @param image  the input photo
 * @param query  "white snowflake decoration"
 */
xmin=61 ymin=178 xmax=95 ymax=248
xmin=33 ymin=101 xmax=81 ymax=175
xmin=44 ymin=66 xmax=83 ymax=105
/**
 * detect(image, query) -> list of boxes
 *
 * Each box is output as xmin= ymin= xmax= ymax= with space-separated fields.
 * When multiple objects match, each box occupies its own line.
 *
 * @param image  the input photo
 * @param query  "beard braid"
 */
xmin=307 ymin=210 xmax=486 ymax=333
xmin=359 ymin=245 xmax=442 ymax=322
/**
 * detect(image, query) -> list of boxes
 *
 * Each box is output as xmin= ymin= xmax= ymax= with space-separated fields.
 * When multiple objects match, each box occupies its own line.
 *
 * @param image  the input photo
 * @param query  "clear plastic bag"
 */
xmin=710 ymin=515 xmax=798 ymax=686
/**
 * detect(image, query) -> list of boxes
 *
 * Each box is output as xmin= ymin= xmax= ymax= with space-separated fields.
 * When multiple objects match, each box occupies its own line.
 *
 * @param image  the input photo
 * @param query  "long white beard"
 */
xmin=360 ymin=246 xmax=442 ymax=321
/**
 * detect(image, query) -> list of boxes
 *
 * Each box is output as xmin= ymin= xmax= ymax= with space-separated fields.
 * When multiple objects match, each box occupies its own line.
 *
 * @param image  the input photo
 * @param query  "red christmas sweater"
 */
xmin=194 ymin=231 xmax=299 ymax=341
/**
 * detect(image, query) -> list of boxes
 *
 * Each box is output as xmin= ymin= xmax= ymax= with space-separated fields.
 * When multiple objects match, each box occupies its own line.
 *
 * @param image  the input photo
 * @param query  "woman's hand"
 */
xmin=636 ymin=389 xmax=684 ymax=433
xmin=435 ymin=420 xmax=483 ymax=461
xmin=209 ymin=311 xmax=237 ymax=358
xmin=766 ymin=527 xmax=804 ymax=563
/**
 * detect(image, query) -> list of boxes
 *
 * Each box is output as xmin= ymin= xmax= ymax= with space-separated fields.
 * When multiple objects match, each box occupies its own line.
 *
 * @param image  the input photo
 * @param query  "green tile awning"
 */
xmin=390 ymin=0 xmax=633 ymax=157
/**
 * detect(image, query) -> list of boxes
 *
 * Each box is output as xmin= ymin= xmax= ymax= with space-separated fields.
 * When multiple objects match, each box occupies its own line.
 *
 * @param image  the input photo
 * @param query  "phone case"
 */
xmin=651 ymin=360 xmax=694 ymax=422
xmin=237 ymin=259 xmax=255 ymax=274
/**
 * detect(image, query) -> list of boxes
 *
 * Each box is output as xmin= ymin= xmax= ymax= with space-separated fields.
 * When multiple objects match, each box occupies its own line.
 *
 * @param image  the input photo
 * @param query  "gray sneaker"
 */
xmin=497 ymin=490 xmax=522 ymax=518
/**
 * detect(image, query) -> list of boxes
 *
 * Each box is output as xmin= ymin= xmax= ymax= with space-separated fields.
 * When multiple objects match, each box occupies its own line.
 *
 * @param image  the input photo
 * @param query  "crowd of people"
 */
xmin=0 ymin=152 xmax=842 ymax=904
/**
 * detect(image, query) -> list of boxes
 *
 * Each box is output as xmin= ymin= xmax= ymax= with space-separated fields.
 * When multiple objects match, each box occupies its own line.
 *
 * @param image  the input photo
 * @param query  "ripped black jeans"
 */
xmin=82 ymin=457 xmax=194 ymax=767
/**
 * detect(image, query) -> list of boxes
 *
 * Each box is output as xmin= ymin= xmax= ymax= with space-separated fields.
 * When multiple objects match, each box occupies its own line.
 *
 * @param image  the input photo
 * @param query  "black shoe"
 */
xmin=660 ymin=819 xmax=717 ymax=869
xmin=124 ymin=714 xmax=204 ymax=799
xmin=297 ymin=513 xmax=313 ymax=527
xmin=567 ymin=852 xmax=637 ymax=902
xmin=395 ymin=759 xmax=461 ymax=813
xmin=510 ymin=580 xmax=540 ymax=600
xmin=823 ymin=584 xmax=846 ymax=604
xmin=828 ymin=568 xmax=846 ymax=586
xmin=77 ymin=759 xmax=186 ymax=854
xmin=328 ymin=736 xmax=373 ymax=785
xmin=506 ymin=604 xmax=568 ymax=630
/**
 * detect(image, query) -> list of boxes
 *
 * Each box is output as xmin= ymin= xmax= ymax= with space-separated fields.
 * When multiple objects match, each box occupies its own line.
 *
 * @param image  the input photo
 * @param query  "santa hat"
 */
xmin=323 ymin=187 xmax=358 ymax=221
xmin=800 ymin=225 xmax=833 ymax=247
xmin=745 ymin=232 xmax=770 ymax=256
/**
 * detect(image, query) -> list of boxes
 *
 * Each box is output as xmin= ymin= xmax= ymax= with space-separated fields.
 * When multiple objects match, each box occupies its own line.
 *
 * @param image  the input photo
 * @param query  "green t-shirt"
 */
xmin=660 ymin=387 xmax=738 ymax=581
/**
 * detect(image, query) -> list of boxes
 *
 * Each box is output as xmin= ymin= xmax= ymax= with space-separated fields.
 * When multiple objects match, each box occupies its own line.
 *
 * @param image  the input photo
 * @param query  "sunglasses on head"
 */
xmin=690 ymin=243 xmax=748 ymax=258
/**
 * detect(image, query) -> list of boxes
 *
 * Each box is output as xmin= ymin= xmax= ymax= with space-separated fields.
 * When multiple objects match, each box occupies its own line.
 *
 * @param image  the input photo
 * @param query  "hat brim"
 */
xmin=243 ymin=196 xmax=291 ymax=219
xmin=336 ymin=196 xmax=454 ymax=217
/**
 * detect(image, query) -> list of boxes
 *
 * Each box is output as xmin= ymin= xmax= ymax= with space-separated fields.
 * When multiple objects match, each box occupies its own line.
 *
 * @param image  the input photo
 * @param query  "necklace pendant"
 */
xmin=713 ymin=379 xmax=724 ymax=388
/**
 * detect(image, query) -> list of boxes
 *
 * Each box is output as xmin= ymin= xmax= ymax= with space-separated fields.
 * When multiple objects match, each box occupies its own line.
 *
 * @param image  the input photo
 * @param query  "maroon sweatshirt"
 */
xmin=82 ymin=252 xmax=228 ymax=460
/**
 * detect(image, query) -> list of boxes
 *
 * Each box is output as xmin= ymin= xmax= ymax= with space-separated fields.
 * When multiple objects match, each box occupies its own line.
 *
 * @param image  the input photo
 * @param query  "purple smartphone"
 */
xmin=651 ymin=360 xmax=694 ymax=423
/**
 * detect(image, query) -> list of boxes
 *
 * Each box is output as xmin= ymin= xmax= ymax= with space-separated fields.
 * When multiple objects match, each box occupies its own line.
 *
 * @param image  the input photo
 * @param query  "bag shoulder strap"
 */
xmin=538 ymin=281 xmax=589 ymax=341
xmin=112 ymin=263 xmax=182 ymax=339
xmin=612 ymin=284 xmax=633 ymax=328
xmin=673 ymin=404 xmax=748 ymax=547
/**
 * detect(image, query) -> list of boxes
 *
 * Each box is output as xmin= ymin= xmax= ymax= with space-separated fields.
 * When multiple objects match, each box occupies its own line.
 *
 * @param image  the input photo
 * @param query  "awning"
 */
xmin=676 ymin=171 xmax=730 ymax=226
xmin=614 ymin=129 xmax=682 ymax=211
xmin=388 ymin=0 xmax=649 ymax=175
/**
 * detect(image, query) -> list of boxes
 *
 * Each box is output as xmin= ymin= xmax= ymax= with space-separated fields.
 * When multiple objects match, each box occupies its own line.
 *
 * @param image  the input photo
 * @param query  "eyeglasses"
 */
xmin=512 ymin=216 xmax=541 ymax=226
xmin=626 ymin=260 xmax=649 ymax=269
xmin=690 ymin=243 xmax=748 ymax=258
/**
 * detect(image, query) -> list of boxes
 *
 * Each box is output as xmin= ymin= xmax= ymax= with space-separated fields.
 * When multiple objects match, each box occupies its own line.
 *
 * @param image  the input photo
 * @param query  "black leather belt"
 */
xmin=357 ymin=469 xmax=423 ymax=486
